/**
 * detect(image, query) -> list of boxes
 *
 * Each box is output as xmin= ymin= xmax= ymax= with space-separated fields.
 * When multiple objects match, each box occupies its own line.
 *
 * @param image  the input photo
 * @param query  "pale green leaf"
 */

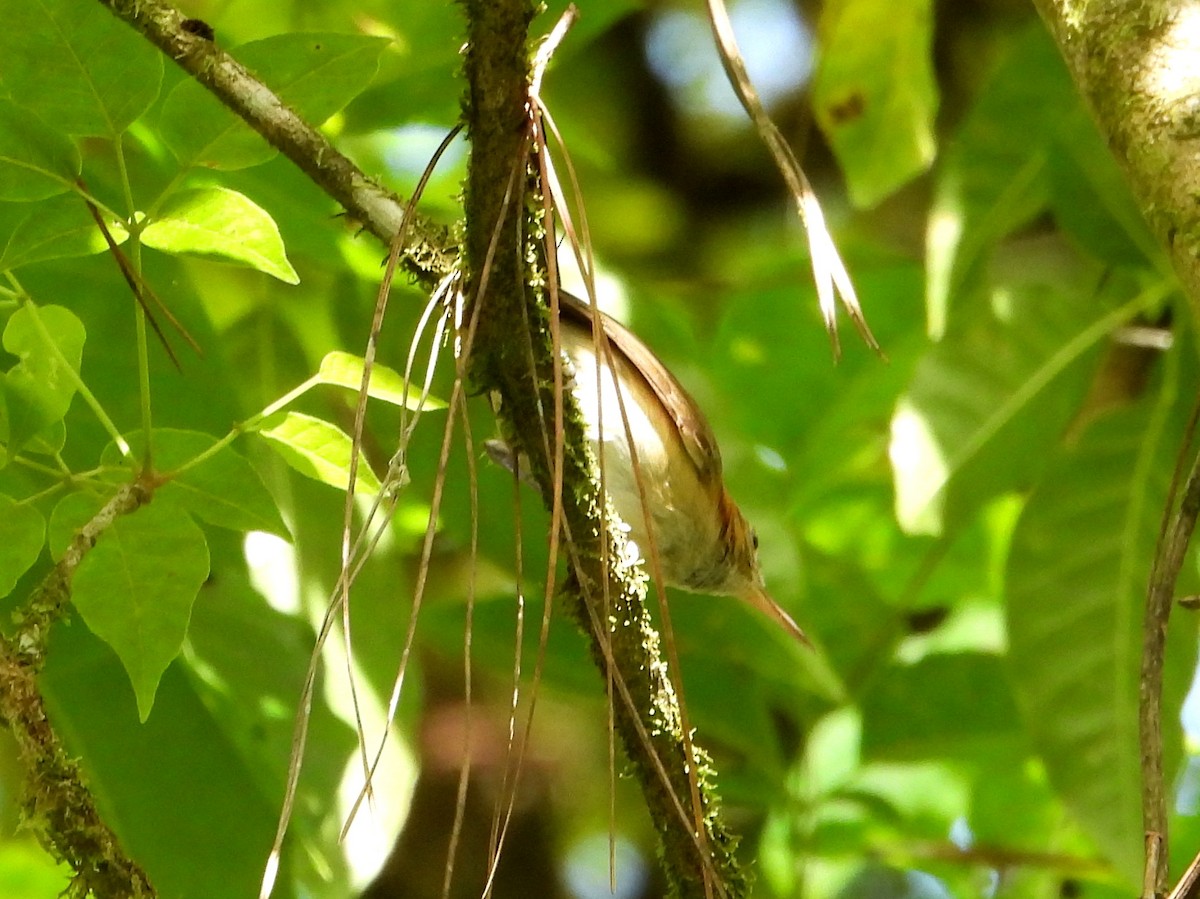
xmin=813 ymin=0 xmax=938 ymax=208
xmin=317 ymin=351 xmax=447 ymax=410
xmin=890 ymin=281 xmax=1105 ymax=535
xmin=258 ymin=412 xmax=383 ymax=495
xmin=141 ymin=187 xmax=298 ymax=283
xmin=925 ymin=27 xmax=1069 ymax=336
xmin=71 ymin=499 xmax=210 ymax=721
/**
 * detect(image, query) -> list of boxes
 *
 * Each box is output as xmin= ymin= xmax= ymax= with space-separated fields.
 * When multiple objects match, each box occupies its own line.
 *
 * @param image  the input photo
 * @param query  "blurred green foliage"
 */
xmin=0 ymin=0 xmax=1195 ymax=897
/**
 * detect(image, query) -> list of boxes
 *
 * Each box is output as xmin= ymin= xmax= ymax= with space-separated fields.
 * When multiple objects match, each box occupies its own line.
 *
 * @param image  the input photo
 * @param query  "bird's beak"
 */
xmin=740 ymin=585 xmax=811 ymax=647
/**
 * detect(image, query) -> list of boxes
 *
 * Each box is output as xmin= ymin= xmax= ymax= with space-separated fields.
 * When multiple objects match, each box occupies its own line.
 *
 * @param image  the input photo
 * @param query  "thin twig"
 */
xmin=1141 ymin=394 xmax=1200 ymax=899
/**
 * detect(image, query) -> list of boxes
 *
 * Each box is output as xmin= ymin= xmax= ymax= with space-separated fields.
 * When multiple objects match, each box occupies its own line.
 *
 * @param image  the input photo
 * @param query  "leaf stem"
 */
xmin=165 ymin=374 xmax=321 ymax=478
xmin=114 ymin=136 xmax=153 ymax=469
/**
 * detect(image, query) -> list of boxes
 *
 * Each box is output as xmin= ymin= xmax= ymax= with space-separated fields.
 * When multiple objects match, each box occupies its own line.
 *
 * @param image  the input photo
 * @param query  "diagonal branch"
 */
xmin=94 ymin=0 xmax=456 ymax=290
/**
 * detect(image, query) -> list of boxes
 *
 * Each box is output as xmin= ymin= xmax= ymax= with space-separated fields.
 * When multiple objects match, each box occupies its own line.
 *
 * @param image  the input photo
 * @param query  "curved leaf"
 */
xmin=0 ymin=195 xmax=127 ymax=271
xmin=317 ymin=350 xmax=447 ymax=410
xmin=258 ymin=412 xmax=383 ymax=495
xmin=890 ymin=282 xmax=1108 ymax=535
xmin=3 ymin=304 xmax=86 ymax=458
xmin=141 ymin=187 xmax=298 ymax=283
xmin=0 ymin=494 xmax=45 ymax=597
xmin=925 ymin=27 xmax=1069 ymax=336
xmin=102 ymin=429 xmax=289 ymax=540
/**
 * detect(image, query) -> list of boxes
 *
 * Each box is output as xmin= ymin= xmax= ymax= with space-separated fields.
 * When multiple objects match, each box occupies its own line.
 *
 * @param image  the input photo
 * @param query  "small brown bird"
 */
xmin=493 ymin=290 xmax=808 ymax=645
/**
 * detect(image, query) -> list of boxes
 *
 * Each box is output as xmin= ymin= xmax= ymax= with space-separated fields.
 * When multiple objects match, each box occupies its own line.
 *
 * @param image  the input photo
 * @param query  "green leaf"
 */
xmin=141 ymin=187 xmax=298 ymax=283
xmin=183 ymin=573 xmax=354 ymax=804
xmin=1047 ymin=114 xmax=1162 ymax=268
xmin=1006 ymin=372 xmax=1197 ymax=886
xmin=0 ymin=0 xmax=162 ymax=137
xmin=160 ymin=33 xmax=390 ymax=170
xmin=101 ymin=429 xmax=290 ymax=539
xmin=40 ymin=619 xmax=326 ymax=899
xmin=860 ymin=653 xmax=1021 ymax=759
xmin=925 ymin=27 xmax=1068 ymax=337
xmin=812 ymin=0 xmax=938 ymax=208
xmin=3 ymin=304 xmax=86 ymax=458
xmin=0 ymin=194 xmax=127 ymax=271
xmin=0 ymin=494 xmax=44 ymax=597
xmin=317 ymin=350 xmax=447 ymax=410
xmin=0 ymin=100 xmax=80 ymax=201
xmin=71 ymin=499 xmax=210 ymax=721
xmin=890 ymin=281 xmax=1106 ymax=535
xmin=0 ymin=841 xmax=70 ymax=898
xmin=258 ymin=412 xmax=383 ymax=495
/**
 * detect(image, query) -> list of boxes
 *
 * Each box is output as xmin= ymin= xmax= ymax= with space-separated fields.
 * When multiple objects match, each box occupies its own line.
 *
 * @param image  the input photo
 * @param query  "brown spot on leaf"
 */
xmin=828 ymin=92 xmax=866 ymax=125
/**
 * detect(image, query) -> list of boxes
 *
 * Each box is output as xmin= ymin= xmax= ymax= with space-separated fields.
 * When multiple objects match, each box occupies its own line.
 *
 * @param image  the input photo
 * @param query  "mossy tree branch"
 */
xmin=0 ymin=481 xmax=156 ymax=899
xmin=460 ymin=2 xmax=745 ymax=896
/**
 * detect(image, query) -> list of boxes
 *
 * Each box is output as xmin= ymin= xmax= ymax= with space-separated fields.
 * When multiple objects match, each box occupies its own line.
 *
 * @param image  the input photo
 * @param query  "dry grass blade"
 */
xmin=530 ymin=33 xmax=725 ymax=896
xmin=703 ymin=0 xmax=880 ymax=359
xmin=258 ymin=126 xmax=463 ymax=899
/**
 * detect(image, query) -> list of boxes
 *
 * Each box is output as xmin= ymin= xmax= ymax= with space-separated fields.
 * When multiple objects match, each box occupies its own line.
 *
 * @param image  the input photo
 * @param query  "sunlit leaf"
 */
xmin=0 ymin=0 xmax=162 ymax=137
xmin=141 ymin=187 xmax=299 ymax=283
xmin=813 ymin=0 xmax=938 ymax=208
xmin=317 ymin=350 xmax=446 ymax=410
xmin=891 ymin=282 xmax=1104 ymax=535
xmin=71 ymin=499 xmax=210 ymax=721
xmin=925 ymin=27 xmax=1069 ymax=336
xmin=257 ymin=412 xmax=383 ymax=495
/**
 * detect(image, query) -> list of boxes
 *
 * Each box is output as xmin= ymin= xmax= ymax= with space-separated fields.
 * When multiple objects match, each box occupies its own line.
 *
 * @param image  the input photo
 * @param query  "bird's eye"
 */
xmin=750 ymin=530 xmax=759 ymax=551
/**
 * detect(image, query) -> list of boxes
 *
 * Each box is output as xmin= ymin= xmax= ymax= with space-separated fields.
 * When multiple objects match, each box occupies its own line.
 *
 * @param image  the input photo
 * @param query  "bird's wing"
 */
xmin=556 ymin=290 xmax=722 ymax=481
